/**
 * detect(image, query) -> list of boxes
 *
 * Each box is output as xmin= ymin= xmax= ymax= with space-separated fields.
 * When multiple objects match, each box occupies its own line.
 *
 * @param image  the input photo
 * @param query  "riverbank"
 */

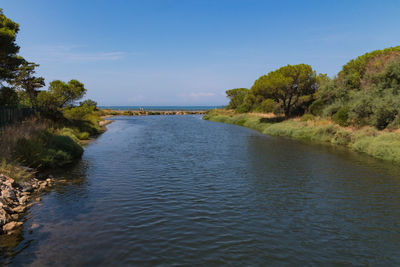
xmin=203 ymin=109 xmax=400 ymax=164
xmin=0 ymin=113 xmax=111 ymax=235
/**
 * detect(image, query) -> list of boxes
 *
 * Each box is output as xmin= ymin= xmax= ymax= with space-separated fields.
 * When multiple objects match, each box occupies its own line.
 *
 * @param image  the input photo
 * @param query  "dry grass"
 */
xmin=0 ymin=116 xmax=49 ymax=160
xmin=0 ymin=159 xmax=35 ymax=183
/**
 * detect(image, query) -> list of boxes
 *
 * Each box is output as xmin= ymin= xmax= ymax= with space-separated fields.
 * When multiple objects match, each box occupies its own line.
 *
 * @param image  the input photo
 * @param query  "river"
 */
xmin=2 ymin=115 xmax=400 ymax=266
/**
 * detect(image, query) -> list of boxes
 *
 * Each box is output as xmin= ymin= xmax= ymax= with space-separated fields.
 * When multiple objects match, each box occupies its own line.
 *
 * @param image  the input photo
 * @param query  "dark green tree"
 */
xmin=10 ymin=61 xmax=45 ymax=107
xmin=251 ymin=64 xmax=317 ymax=117
xmin=37 ymin=79 xmax=87 ymax=112
xmin=225 ymin=88 xmax=249 ymax=109
xmin=0 ymin=9 xmax=24 ymax=105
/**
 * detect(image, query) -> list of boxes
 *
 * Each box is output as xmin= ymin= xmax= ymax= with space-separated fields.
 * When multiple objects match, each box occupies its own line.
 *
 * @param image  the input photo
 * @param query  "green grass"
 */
xmin=204 ymin=110 xmax=400 ymax=164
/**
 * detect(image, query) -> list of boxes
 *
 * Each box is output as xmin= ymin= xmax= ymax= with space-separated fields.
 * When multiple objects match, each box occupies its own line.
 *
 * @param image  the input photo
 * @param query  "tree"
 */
xmin=0 ymin=9 xmax=24 ymax=106
xmin=226 ymin=88 xmax=249 ymax=109
xmin=79 ymin=99 xmax=98 ymax=109
xmin=251 ymin=64 xmax=317 ymax=117
xmin=0 ymin=86 xmax=18 ymax=106
xmin=10 ymin=61 xmax=45 ymax=107
xmin=37 ymin=79 xmax=87 ymax=112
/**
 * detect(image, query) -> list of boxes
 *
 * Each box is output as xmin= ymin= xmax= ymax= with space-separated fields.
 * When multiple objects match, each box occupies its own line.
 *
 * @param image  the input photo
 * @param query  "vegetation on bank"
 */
xmin=209 ymin=46 xmax=400 ymax=163
xmin=204 ymin=110 xmax=400 ymax=163
xmin=226 ymin=46 xmax=400 ymax=131
xmin=0 ymin=9 xmax=105 ymax=175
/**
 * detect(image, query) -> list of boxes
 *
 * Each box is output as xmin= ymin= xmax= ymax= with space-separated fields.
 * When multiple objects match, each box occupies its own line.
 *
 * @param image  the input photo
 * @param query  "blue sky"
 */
xmin=2 ymin=0 xmax=400 ymax=105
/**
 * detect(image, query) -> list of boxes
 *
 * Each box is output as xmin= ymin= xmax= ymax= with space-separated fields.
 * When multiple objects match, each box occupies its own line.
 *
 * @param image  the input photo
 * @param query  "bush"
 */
xmin=49 ymin=135 xmax=83 ymax=158
xmin=371 ymin=104 xmax=397 ymax=130
xmin=13 ymin=131 xmax=83 ymax=169
xmin=332 ymin=106 xmax=350 ymax=126
xmin=308 ymin=99 xmax=324 ymax=116
xmin=77 ymin=132 xmax=90 ymax=140
xmin=300 ymin=114 xmax=315 ymax=122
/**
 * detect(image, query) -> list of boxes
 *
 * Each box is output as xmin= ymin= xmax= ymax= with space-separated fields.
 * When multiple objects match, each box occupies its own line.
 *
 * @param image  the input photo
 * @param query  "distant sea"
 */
xmin=99 ymin=106 xmax=225 ymax=111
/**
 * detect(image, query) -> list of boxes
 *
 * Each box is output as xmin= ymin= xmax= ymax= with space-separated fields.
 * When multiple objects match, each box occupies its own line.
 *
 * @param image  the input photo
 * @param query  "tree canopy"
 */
xmin=0 ymin=9 xmax=23 ymax=85
xmin=250 ymin=64 xmax=317 ymax=116
xmin=37 ymin=79 xmax=87 ymax=112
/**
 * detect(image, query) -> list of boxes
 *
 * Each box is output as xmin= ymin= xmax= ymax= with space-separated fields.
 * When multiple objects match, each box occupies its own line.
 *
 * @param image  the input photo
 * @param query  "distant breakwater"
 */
xmin=100 ymin=109 xmax=207 ymax=116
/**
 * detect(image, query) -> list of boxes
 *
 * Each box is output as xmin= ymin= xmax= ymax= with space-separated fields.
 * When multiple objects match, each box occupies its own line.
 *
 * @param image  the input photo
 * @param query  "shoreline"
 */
xmin=0 ymin=116 xmax=111 ymax=235
xmin=203 ymin=109 xmax=400 ymax=164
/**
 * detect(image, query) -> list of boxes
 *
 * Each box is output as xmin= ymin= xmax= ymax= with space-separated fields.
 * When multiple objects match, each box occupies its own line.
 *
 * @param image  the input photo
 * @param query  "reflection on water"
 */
xmin=2 ymin=115 xmax=400 ymax=266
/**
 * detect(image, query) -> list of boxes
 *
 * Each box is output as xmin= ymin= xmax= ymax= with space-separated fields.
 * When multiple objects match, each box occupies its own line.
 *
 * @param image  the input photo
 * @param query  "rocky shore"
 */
xmin=0 ymin=173 xmax=55 ymax=235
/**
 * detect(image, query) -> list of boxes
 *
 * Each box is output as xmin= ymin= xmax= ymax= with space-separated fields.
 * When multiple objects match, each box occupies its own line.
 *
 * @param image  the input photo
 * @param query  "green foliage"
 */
xmin=236 ymin=93 xmax=255 ymax=113
xmin=13 ymin=130 xmax=83 ymax=169
xmin=332 ymin=106 xmax=350 ymax=126
xmin=63 ymin=103 xmax=96 ymax=120
xmin=308 ymin=99 xmax=324 ymax=116
xmin=338 ymin=46 xmax=400 ymax=91
xmin=0 ymin=86 xmax=18 ymax=106
xmin=225 ymin=88 xmax=249 ymax=109
xmin=0 ymin=9 xmax=24 ymax=83
xmin=37 ymin=79 xmax=86 ymax=112
xmin=300 ymin=114 xmax=315 ymax=122
xmin=250 ymin=64 xmax=317 ymax=117
xmin=257 ymin=99 xmax=278 ymax=113
xmin=9 ymin=61 xmax=45 ymax=107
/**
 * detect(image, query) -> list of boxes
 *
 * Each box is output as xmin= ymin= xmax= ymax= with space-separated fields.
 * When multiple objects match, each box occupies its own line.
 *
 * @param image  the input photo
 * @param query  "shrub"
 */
xmin=13 ymin=131 xmax=83 ymax=169
xmin=77 ymin=132 xmax=90 ymax=140
xmin=300 ymin=114 xmax=315 ymax=122
xmin=371 ymin=104 xmax=397 ymax=130
xmin=332 ymin=106 xmax=350 ymax=126
xmin=308 ymin=99 xmax=324 ymax=116
xmin=49 ymin=135 xmax=83 ymax=159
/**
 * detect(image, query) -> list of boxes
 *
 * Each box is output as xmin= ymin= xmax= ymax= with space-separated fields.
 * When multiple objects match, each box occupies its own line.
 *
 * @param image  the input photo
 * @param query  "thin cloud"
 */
xmin=189 ymin=92 xmax=216 ymax=98
xmin=22 ymin=45 xmax=126 ymax=63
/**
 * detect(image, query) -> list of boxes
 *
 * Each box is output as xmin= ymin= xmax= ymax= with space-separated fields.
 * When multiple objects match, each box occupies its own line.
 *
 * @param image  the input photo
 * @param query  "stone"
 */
xmin=2 ymin=188 xmax=17 ymax=201
xmin=0 ymin=208 xmax=11 ymax=225
xmin=35 ymin=197 xmax=41 ymax=202
xmin=11 ymin=214 xmax=18 ymax=220
xmin=3 ymin=221 xmax=23 ymax=232
xmin=11 ymin=205 xmax=26 ymax=213
xmin=18 ymin=196 xmax=29 ymax=204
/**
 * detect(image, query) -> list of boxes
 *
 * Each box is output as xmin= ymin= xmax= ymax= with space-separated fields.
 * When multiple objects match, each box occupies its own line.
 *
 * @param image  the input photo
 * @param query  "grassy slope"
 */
xmin=203 ymin=109 xmax=400 ymax=164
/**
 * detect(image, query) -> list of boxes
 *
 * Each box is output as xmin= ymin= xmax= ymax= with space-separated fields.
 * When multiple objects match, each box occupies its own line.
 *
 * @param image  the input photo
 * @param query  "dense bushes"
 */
xmin=224 ymin=46 xmax=400 ymax=131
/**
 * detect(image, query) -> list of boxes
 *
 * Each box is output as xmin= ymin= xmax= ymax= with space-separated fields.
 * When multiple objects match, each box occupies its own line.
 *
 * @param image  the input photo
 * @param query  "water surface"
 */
xmin=2 ymin=115 xmax=400 ymax=266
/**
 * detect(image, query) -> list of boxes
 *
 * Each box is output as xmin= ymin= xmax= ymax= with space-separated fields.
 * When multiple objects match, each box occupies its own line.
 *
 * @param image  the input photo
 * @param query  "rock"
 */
xmin=0 ymin=208 xmax=11 ymax=225
xmin=46 ymin=178 xmax=52 ymax=182
xmin=21 ymin=192 xmax=31 ymax=196
xmin=2 ymin=188 xmax=17 ymax=201
xmin=11 ymin=205 xmax=26 ymax=213
xmin=20 ymin=183 xmax=34 ymax=192
xmin=35 ymin=197 xmax=41 ymax=202
xmin=18 ymin=196 xmax=29 ymax=204
xmin=3 ymin=221 xmax=22 ymax=232
xmin=31 ymin=223 xmax=39 ymax=229
xmin=11 ymin=214 xmax=19 ymax=220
